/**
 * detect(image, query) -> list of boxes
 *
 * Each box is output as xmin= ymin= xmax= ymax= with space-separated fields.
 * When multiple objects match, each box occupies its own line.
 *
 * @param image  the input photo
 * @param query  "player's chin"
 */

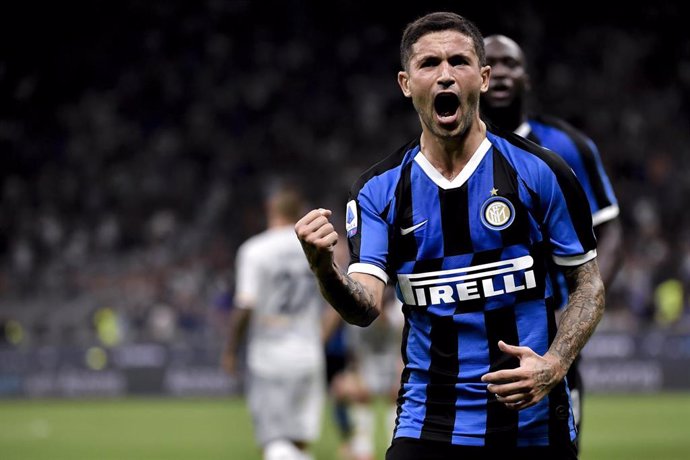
xmin=484 ymin=95 xmax=512 ymax=108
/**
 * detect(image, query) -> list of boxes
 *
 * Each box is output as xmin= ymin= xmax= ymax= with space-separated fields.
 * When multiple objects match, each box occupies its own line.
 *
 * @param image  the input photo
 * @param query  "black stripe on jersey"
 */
xmin=515 ymin=242 xmax=548 ymax=304
xmin=455 ymin=248 xmax=503 ymax=315
xmin=440 ymin=185 xmax=473 ymax=256
xmin=545 ymin=297 xmax=574 ymax=446
xmin=420 ymin=314 xmax=460 ymax=442
xmin=394 ymin=304 xmax=413 ymax=437
xmin=390 ymin=161 xmax=419 ymax=270
xmin=492 ymin=149 xmax=531 ymax=247
xmin=536 ymin=114 xmax=613 ymax=214
xmin=484 ymin=306 xmax=520 ymax=447
xmin=494 ymin=129 xmax=596 ymax=252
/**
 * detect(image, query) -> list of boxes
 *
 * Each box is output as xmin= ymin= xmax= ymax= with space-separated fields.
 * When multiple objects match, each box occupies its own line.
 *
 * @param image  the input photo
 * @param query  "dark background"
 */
xmin=0 ymin=1 xmax=688 ymax=348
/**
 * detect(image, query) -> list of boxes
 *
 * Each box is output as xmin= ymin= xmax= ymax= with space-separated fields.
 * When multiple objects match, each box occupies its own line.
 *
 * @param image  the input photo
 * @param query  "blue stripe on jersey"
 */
xmin=355 ymin=165 xmax=404 ymax=272
xmin=515 ymin=301 xmax=551 ymax=446
xmin=396 ymin=309 xmax=432 ymax=439
xmin=453 ymin=311 xmax=489 ymax=446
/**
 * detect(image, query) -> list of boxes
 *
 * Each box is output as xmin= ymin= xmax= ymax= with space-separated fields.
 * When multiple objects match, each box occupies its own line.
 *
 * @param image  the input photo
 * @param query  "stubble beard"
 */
xmin=422 ymin=95 xmax=479 ymax=141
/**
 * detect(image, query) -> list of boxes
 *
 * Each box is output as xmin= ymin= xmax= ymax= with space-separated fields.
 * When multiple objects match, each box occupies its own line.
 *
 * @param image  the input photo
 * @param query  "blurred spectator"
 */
xmin=0 ymin=2 xmax=688 ymax=344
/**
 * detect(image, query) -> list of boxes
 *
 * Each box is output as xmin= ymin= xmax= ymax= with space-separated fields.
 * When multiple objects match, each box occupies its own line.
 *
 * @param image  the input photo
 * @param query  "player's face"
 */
xmin=398 ymin=30 xmax=490 ymax=140
xmin=483 ymin=37 xmax=529 ymax=109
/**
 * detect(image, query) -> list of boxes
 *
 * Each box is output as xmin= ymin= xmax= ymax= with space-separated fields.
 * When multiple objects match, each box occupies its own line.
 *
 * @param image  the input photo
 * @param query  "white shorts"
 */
xmin=247 ymin=368 xmax=325 ymax=446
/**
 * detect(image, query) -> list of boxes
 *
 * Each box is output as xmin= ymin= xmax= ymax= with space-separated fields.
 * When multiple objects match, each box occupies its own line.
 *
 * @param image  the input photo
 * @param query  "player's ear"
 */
xmin=398 ymin=71 xmax=412 ymax=98
xmin=480 ymin=65 xmax=491 ymax=93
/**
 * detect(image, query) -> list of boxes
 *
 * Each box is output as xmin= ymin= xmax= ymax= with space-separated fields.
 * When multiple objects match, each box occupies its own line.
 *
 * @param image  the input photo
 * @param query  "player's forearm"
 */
xmin=316 ymin=264 xmax=379 ymax=327
xmin=224 ymin=308 xmax=251 ymax=355
xmin=547 ymin=259 xmax=605 ymax=376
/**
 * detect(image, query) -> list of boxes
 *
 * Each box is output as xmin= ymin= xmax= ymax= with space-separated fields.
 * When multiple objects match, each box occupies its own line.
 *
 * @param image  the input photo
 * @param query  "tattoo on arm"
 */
xmin=549 ymin=259 xmax=605 ymax=373
xmin=317 ymin=266 xmax=379 ymax=327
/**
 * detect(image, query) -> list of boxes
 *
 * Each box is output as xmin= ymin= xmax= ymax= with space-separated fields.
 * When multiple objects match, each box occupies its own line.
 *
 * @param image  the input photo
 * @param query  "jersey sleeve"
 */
xmin=346 ymin=178 xmax=391 ymax=284
xmin=536 ymin=152 xmax=598 ymax=267
xmin=582 ymin=138 xmax=619 ymax=226
xmin=234 ymin=241 xmax=260 ymax=309
xmin=539 ymin=119 xmax=620 ymax=227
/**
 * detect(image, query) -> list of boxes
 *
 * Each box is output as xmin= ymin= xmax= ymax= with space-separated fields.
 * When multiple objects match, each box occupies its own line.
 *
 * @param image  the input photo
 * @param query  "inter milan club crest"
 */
xmin=480 ymin=189 xmax=515 ymax=231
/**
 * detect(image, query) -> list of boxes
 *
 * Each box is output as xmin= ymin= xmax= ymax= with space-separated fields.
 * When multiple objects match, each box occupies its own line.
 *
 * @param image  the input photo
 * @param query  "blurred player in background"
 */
xmin=222 ymin=184 xmax=325 ymax=460
xmin=330 ymin=286 xmax=404 ymax=460
xmin=481 ymin=34 xmax=623 ymax=443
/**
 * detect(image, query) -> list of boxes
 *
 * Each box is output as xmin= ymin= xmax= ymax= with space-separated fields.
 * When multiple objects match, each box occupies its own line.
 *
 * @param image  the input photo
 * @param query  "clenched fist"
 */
xmin=294 ymin=208 xmax=339 ymax=276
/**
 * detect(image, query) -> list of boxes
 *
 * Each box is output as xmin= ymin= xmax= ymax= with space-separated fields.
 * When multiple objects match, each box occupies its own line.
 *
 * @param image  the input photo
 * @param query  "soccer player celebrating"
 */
xmin=481 ymin=34 xmax=623 ymax=441
xmin=295 ymin=12 xmax=604 ymax=460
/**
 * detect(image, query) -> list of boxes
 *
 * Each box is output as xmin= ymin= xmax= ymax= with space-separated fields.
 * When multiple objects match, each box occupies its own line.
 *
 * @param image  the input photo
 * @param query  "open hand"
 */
xmin=481 ymin=340 xmax=566 ymax=411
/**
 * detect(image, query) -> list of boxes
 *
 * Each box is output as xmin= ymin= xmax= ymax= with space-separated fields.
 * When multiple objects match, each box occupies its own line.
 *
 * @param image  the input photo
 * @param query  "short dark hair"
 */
xmin=400 ymin=11 xmax=486 ymax=70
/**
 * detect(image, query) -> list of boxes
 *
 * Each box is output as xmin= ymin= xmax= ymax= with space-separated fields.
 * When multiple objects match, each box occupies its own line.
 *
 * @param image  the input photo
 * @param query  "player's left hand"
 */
xmin=481 ymin=340 xmax=566 ymax=411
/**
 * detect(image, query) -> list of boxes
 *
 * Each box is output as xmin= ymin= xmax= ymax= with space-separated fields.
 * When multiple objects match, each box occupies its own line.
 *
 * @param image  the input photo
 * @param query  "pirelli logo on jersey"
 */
xmin=397 ymin=256 xmax=536 ymax=307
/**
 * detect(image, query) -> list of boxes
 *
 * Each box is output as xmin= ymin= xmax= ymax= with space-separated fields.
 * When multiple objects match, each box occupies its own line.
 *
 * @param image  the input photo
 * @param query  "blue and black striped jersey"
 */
xmin=516 ymin=115 xmax=619 ymax=309
xmin=345 ymin=128 xmax=596 ymax=447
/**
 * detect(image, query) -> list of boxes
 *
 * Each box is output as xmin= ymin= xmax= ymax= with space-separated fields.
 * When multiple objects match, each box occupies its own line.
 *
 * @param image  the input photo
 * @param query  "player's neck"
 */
xmin=267 ymin=216 xmax=293 ymax=229
xmin=420 ymin=120 xmax=487 ymax=181
xmin=481 ymin=101 xmax=526 ymax=132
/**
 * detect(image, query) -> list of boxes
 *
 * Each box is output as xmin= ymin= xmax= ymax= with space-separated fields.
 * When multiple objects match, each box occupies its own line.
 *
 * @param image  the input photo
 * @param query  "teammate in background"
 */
xmin=295 ymin=11 xmax=605 ymax=460
xmin=222 ymin=185 xmax=325 ymax=460
xmin=481 ymin=34 xmax=623 ymax=440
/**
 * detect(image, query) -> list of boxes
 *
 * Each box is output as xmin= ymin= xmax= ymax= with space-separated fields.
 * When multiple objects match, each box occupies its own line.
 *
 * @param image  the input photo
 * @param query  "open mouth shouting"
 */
xmin=434 ymin=92 xmax=460 ymax=126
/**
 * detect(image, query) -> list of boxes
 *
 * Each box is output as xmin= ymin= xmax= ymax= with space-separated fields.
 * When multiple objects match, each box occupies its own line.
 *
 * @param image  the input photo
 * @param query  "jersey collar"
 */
xmin=514 ymin=121 xmax=532 ymax=138
xmin=413 ymin=137 xmax=492 ymax=190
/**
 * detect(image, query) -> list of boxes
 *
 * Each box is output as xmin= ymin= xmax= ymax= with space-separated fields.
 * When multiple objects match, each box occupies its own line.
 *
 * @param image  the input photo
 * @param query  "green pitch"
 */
xmin=0 ymin=393 xmax=688 ymax=459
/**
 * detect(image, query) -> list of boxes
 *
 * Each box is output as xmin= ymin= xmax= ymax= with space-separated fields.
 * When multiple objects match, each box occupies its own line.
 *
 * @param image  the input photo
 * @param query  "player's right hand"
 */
xmin=295 ymin=208 xmax=339 ymax=276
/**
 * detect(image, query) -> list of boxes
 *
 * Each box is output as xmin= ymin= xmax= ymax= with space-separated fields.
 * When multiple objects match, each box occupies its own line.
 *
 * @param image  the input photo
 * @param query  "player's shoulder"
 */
xmin=530 ymin=113 xmax=595 ymax=146
xmin=487 ymin=122 xmax=565 ymax=167
xmin=239 ymin=228 xmax=303 ymax=270
xmin=350 ymin=137 xmax=419 ymax=195
xmin=487 ymin=122 xmax=576 ymax=181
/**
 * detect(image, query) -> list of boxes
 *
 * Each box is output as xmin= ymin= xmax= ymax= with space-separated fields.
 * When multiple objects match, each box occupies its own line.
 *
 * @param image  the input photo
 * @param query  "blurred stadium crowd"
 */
xmin=1 ymin=1 xmax=689 ymax=348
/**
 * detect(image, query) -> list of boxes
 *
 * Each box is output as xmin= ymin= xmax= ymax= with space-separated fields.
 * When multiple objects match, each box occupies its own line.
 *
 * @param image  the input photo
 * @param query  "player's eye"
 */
xmin=420 ymin=57 xmax=439 ymax=68
xmin=448 ymin=56 xmax=468 ymax=67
